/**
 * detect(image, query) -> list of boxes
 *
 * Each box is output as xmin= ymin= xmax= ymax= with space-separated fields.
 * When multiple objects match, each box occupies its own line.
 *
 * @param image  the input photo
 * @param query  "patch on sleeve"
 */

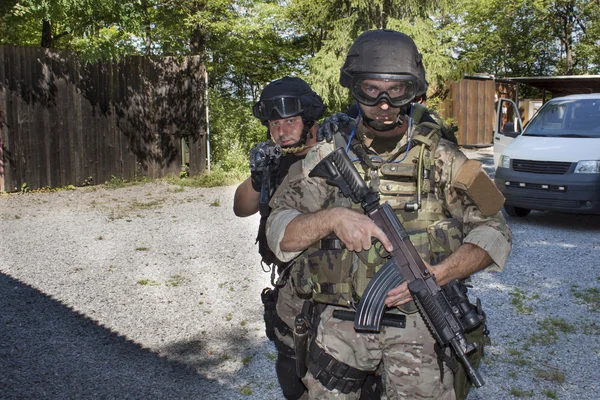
xmin=452 ymin=160 xmax=505 ymax=216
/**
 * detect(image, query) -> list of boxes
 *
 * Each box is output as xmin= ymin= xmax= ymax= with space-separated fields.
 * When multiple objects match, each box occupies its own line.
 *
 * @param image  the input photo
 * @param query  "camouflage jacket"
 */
xmin=266 ymin=119 xmax=512 ymax=274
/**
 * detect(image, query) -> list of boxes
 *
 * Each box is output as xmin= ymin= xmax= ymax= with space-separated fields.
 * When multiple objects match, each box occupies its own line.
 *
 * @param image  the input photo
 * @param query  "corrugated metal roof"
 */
xmin=507 ymin=75 xmax=600 ymax=96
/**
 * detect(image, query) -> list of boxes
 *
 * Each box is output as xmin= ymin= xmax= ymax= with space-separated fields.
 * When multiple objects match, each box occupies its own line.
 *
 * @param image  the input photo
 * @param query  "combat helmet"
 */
xmin=340 ymin=29 xmax=426 ymax=129
xmin=252 ymin=77 xmax=326 ymax=152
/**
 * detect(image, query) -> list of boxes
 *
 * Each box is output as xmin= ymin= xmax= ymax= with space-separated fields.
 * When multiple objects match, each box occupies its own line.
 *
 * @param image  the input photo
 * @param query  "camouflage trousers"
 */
xmin=304 ymin=305 xmax=456 ymax=400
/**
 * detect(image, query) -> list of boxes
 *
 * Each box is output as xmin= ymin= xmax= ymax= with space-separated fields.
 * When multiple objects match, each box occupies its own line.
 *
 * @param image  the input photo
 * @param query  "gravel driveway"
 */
xmin=1 ymin=147 xmax=599 ymax=400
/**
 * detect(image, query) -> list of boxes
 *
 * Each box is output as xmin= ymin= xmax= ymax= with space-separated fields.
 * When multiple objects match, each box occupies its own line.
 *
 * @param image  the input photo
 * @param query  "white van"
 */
xmin=493 ymin=93 xmax=600 ymax=217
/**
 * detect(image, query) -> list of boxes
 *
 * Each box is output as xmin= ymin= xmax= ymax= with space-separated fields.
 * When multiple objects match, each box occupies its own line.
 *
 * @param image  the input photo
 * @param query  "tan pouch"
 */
xmin=453 ymin=160 xmax=504 ymax=216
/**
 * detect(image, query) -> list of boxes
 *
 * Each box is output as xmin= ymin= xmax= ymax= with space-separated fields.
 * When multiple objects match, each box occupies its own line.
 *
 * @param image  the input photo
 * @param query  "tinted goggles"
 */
xmin=350 ymin=74 xmax=419 ymax=107
xmin=252 ymin=97 xmax=303 ymax=121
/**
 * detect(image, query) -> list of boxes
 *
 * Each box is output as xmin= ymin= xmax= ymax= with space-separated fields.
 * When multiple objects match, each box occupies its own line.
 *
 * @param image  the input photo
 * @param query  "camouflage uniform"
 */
xmin=266 ymin=119 xmax=512 ymax=400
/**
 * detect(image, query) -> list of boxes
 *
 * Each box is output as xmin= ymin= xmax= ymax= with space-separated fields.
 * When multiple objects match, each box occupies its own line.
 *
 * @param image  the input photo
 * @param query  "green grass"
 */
xmin=239 ymin=385 xmax=252 ymax=395
xmin=533 ymin=367 xmax=565 ymax=383
xmin=165 ymin=274 xmax=186 ymax=287
xmin=543 ymin=389 xmax=558 ymax=399
xmin=509 ymin=288 xmax=535 ymax=314
xmin=164 ymin=167 xmax=246 ymax=188
xmin=528 ymin=317 xmax=576 ymax=346
xmin=571 ymin=285 xmax=600 ymax=311
xmin=509 ymin=387 xmax=534 ymax=397
xmin=129 ymin=199 xmax=165 ymax=209
xmin=137 ymin=279 xmax=161 ymax=286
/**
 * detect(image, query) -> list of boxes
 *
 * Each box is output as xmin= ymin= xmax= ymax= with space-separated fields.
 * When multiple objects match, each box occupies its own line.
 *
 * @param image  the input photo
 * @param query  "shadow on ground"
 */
xmin=0 ymin=273 xmax=260 ymax=399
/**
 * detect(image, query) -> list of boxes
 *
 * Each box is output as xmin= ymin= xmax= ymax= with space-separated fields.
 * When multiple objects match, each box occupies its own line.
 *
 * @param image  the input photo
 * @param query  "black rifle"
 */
xmin=308 ymin=147 xmax=485 ymax=388
xmin=251 ymin=142 xmax=282 ymax=271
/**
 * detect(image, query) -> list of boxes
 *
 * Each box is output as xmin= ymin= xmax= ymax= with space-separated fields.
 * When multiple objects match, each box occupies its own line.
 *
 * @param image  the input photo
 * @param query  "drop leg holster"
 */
xmin=295 ymin=302 xmax=373 ymax=395
xmin=261 ymin=286 xmax=294 ymax=356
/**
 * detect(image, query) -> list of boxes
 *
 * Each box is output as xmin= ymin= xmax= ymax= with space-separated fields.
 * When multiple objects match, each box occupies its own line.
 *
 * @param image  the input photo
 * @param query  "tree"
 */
xmin=454 ymin=0 xmax=600 ymax=77
xmin=284 ymin=0 xmax=457 ymax=112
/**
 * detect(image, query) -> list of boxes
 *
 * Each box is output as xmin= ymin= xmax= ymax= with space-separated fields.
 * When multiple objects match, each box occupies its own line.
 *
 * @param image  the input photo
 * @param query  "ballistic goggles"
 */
xmin=252 ymin=96 xmax=303 ymax=121
xmin=349 ymin=74 xmax=419 ymax=107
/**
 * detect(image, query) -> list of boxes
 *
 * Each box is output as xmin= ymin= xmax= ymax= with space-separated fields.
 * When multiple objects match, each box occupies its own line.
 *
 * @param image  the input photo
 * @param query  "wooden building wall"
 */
xmin=439 ymin=76 xmax=517 ymax=146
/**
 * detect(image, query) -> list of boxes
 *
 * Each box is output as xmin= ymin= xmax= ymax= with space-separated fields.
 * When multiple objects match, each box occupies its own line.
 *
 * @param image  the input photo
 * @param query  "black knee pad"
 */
xmin=275 ymin=352 xmax=307 ymax=400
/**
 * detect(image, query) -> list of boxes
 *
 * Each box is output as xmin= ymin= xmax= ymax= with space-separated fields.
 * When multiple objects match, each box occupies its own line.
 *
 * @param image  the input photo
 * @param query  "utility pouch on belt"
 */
xmin=435 ymin=295 xmax=489 ymax=400
xmin=453 ymin=321 xmax=489 ymax=400
xmin=261 ymin=287 xmax=278 ymax=342
xmin=453 ymin=160 xmax=504 ymax=217
xmin=293 ymin=301 xmax=312 ymax=379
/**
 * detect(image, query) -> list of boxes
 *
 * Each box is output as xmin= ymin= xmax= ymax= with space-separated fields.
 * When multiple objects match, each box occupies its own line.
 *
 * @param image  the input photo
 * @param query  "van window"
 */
xmin=524 ymin=99 xmax=600 ymax=138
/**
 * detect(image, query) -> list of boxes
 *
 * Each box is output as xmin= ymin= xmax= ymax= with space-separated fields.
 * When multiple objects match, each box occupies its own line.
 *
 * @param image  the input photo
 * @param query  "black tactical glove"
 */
xmin=317 ymin=112 xmax=355 ymax=142
xmin=249 ymin=141 xmax=282 ymax=192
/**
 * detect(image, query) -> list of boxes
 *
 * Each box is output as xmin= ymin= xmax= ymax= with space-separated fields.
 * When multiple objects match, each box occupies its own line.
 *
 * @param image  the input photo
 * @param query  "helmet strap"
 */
xmin=358 ymin=104 xmax=410 ymax=131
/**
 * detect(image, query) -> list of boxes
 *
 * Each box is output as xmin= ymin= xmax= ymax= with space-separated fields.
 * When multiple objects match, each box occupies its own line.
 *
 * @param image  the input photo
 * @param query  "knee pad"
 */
xmin=276 ymin=352 xmax=307 ymax=400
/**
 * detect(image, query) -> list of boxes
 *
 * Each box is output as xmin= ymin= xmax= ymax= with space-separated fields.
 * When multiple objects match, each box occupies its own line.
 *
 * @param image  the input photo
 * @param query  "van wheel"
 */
xmin=504 ymin=205 xmax=531 ymax=217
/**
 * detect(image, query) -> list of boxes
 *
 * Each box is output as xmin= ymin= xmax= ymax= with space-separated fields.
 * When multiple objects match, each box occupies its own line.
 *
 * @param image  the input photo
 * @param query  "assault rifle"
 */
xmin=251 ymin=142 xmax=282 ymax=271
xmin=250 ymin=142 xmax=282 ymax=217
xmin=308 ymin=147 xmax=485 ymax=388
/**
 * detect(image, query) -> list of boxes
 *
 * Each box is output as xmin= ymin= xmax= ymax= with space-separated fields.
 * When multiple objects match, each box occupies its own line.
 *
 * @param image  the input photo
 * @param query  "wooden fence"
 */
xmin=439 ymin=76 xmax=518 ymax=146
xmin=0 ymin=45 xmax=207 ymax=192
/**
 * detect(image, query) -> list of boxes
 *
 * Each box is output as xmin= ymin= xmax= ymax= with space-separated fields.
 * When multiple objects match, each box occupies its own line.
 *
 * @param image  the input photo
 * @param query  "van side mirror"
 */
xmin=502 ymin=122 xmax=520 ymax=138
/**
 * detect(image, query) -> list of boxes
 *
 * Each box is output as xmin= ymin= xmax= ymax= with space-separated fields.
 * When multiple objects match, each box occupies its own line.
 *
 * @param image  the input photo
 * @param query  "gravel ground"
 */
xmin=1 ymin=147 xmax=599 ymax=400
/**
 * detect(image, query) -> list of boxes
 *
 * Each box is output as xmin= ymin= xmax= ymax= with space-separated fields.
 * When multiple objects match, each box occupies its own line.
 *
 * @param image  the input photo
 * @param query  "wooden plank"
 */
xmin=5 ymin=46 xmax=19 ymax=191
xmin=53 ymin=53 xmax=71 ymax=186
xmin=72 ymin=54 xmax=85 ymax=185
xmin=106 ymin=59 xmax=115 ymax=183
xmin=119 ymin=56 xmax=132 ymax=180
xmin=31 ymin=47 xmax=48 ymax=188
xmin=13 ymin=46 xmax=26 ymax=190
xmin=48 ymin=50 xmax=61 ymax=187
xmin=0 ymin=45 xmax=8 ymax=192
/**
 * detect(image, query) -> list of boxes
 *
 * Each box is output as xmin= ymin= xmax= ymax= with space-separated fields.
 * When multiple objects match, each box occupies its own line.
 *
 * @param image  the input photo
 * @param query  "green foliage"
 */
xmin=3 ymin=0 xmax=599 ymax=168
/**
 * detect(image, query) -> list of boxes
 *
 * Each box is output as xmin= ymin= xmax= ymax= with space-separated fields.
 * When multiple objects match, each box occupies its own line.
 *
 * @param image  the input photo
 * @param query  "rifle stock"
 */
xmin=309 ymin=147 xmax=485 ymax=388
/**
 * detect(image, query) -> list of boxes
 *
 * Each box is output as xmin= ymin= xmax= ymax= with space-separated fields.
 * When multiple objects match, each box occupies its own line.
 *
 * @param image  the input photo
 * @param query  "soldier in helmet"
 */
xmin=266 ymin=30 xmax=512 ymax=399
xmin=234 ymin=76 xmax=326 ymax=400
xmin=233 ymin=77 xmax=381 ymax=400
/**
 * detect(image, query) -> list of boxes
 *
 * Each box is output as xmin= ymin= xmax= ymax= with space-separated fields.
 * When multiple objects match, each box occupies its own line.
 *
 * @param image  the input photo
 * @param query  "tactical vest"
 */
xmin=296 ymin=121 xmax=464 ymax=307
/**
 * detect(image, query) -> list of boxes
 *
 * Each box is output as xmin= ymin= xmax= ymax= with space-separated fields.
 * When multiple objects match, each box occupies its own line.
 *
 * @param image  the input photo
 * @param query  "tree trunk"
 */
xmin=145 ymin=18 xmax=152 ymax=56
xmin=41 ymin=19 xmax=53 ymax=48
xmin=190 ymin=23 xmax=206 ymax=59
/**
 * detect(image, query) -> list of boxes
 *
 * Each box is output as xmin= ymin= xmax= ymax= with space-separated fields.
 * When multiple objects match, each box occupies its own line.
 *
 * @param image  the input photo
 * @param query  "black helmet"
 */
xmin=340 ymin=30 xmax=426 ymax=108
xmin=252 ymin=77 xmax=326 ymax=126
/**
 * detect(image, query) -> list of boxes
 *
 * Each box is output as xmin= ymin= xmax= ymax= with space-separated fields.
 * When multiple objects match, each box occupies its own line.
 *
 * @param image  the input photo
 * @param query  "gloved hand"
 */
xmin=317 ymin=112 xmax=355 ymax=142
xmin=249 ymin=141 xmax=281 ymax=192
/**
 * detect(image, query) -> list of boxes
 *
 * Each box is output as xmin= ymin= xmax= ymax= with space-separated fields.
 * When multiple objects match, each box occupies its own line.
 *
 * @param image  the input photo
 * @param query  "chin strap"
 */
xmin=281 ymin=118 xmax=315 ymax=154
